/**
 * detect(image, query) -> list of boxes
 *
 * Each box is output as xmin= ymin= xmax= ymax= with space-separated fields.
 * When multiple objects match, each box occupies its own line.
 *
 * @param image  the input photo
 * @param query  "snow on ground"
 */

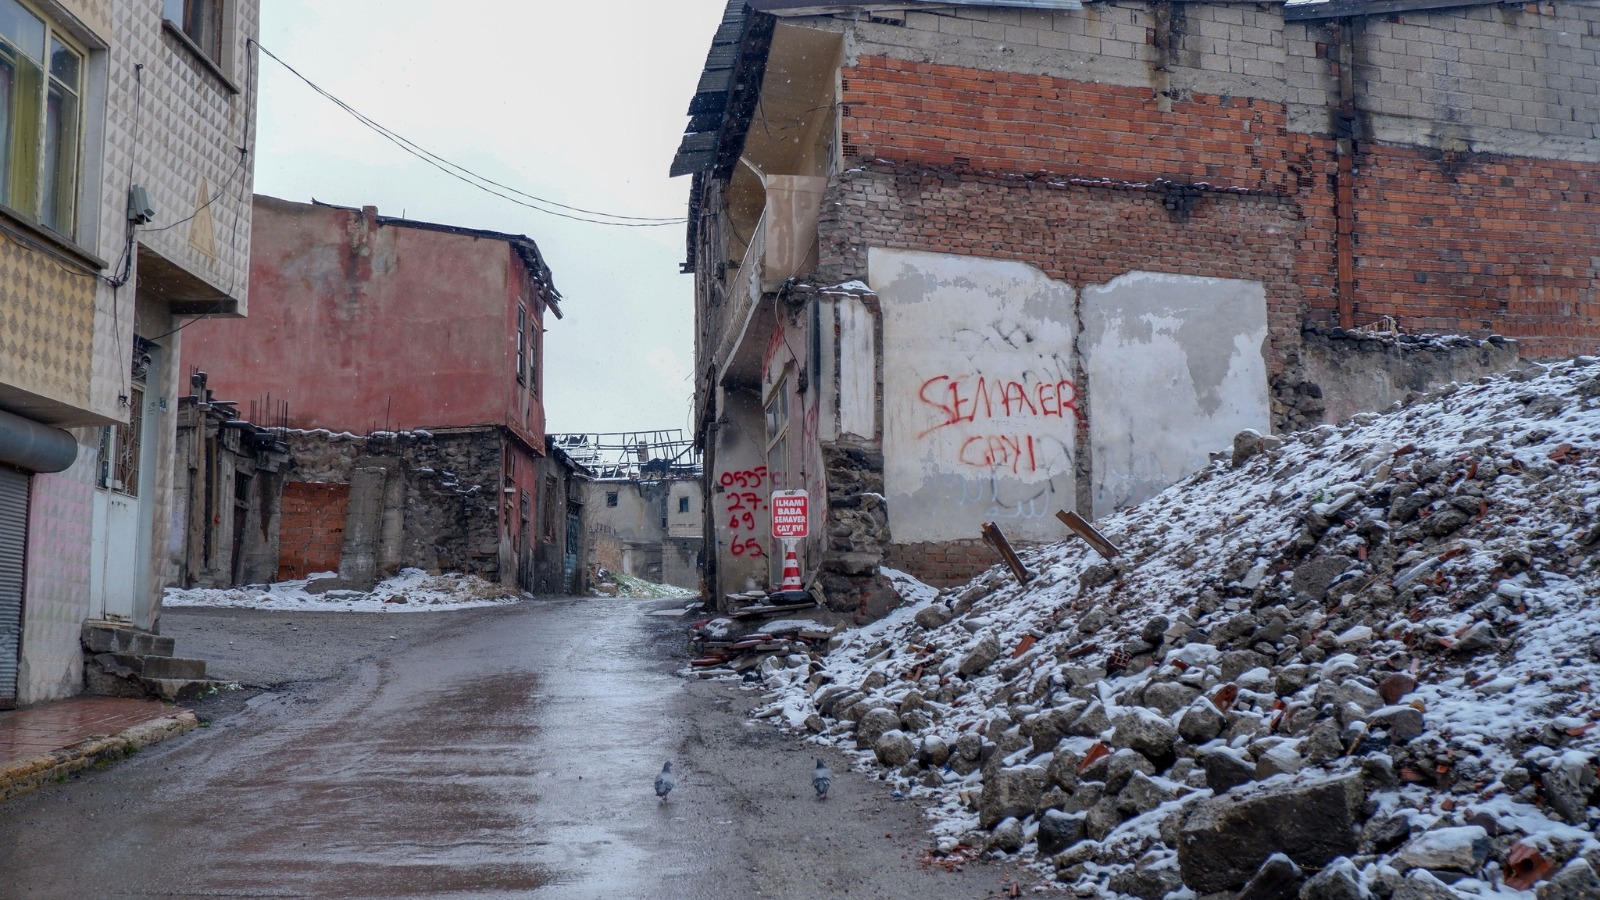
xmin=164 ymin=568 xmax=526 ymax=612
xmin=744 ymin=357 xmax=1600 ymax=896
xmin=604 ymin=570 xmax=698 ymax=599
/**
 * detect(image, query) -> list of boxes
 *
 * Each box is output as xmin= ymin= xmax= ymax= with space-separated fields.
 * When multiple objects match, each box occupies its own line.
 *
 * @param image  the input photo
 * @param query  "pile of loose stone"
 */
xmin=759 ymin=359 xmax=1600 ymax=898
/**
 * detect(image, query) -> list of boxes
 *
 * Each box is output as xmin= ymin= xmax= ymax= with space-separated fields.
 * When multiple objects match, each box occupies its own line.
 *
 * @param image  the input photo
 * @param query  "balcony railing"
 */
xmin=712 ymin=209 xmax=767 ymax=376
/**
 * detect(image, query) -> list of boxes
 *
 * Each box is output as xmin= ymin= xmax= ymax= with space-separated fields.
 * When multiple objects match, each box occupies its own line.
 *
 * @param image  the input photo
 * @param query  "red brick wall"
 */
xmin=1344 ymin=145 xmax=1600 ymax=359
xmin=888 ymin=539 xmax=1004 ymax=588
xmin=840 ymin=55 xmax=1600 ymax=360
xmin=818 ymin=165 xmax=1308 ymax=375
xmin=842 ymin=56 xmax=1296 ymax=191
xmin=277 ymin=482 xmax=349 ymax=581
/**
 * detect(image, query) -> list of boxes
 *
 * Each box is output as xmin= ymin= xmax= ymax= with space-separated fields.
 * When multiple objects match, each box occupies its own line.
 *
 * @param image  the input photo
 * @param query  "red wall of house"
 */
xmin=182 ymin=196 xmax=546 ymax=448
xmin=840 ymin=56 xmax=1600 ymax=358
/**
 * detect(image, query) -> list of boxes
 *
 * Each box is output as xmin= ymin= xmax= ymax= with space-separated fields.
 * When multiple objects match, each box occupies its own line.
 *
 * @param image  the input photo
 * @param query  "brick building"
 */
xmin=671 ymin=0 xmax=1596 ymax=614
xmin=0 ymin=0 xmax=260 ymax=706
xmin=180 ymin=196 xmax=562 ymax=592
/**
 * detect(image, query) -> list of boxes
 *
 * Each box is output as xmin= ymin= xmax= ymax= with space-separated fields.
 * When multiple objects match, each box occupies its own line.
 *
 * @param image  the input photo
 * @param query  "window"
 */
xmin=542 ymin=476 xmax=558 ymax=540
xmin=98 ymin=386 xmax=143 ymax=496
xmin=163 ymin=0 xmax=223 ymax=65
xmin=527 ymin=325 xmax=539 ymax=395
xmin=765 ymin=381 xmax=789 ymax=491
xmin=678 ymin=496 xmax=690 ymax=514
xmin=515 ymin=305 xmax=527 ymax=384
xmin=605 ymin=491 xmax=618 ymax=508
xmin=0 ymin=0 xmax=83 ymax=237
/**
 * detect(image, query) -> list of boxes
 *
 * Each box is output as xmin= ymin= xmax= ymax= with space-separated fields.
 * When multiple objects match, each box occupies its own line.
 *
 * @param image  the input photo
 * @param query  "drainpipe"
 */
xmin=0 ymin=408 xmax=78 ymax=473
xmin=1334 ymin=18 xmax=1358 ymax=326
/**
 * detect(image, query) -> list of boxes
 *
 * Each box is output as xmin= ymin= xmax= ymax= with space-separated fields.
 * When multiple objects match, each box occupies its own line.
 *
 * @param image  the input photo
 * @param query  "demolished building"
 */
xmin=671 ymin=0 xmax=1595 ymax=616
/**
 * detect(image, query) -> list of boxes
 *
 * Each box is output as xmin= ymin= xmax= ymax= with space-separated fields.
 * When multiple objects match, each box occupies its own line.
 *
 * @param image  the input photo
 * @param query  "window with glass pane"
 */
xmin=42 ymin=38 xmax=78 ymax=234
xmin=0 ymin=0 xmax=80 ymax=236
xmin=0 ymin=0 xmax=55 ymax=230
xmin=516 ymin=305 xmax=527 ymax=384
xmin=99 ymin=386 xmax=143 ymax=497
xmin=164 ymin=0 xmax=223 ymax=63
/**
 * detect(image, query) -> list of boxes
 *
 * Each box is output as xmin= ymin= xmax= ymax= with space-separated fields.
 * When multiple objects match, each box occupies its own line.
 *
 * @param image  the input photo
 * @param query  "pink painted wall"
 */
xmin=19 ymin=470 xmax=92 ymax=704
xmin=181 ymin=196 xmax=548 ymax=451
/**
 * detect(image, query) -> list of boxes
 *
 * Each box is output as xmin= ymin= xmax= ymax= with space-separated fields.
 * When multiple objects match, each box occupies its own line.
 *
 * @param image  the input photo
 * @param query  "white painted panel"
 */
xmin=92 ymin=492 xmax=139 ymax=621
xmin=1082 ymin=271 xmax=1271 ymax=517
xmin=871 ymin=249 xmax=1078 ymax=543
xmin=838 ymin=295 xmax=876 ymax=440
xmin=819 ymin=301 xmax=839 ymax=443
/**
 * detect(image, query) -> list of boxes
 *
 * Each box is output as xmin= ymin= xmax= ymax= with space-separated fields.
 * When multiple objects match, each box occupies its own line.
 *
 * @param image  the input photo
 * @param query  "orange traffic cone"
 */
xmin=774 ymin=542 xmax=806 ymax=599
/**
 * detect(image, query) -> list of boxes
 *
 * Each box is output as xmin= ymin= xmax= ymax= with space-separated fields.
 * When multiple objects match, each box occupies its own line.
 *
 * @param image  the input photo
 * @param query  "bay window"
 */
xmin=0 ymin=0 xmax=82 ymax=238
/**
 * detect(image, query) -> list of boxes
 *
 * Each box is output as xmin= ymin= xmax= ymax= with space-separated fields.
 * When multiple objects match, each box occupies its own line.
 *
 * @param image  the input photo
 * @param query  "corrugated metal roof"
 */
xmin=1283 ymin=0 xmax=1503 ymax=21
xmin=749 ymin=0 xmax=1080 ymax=10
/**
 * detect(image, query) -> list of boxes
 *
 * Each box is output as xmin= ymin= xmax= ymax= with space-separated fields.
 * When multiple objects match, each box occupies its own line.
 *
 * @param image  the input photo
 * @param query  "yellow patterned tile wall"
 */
xmin=0 ymin=240 xmax=96 ymax=414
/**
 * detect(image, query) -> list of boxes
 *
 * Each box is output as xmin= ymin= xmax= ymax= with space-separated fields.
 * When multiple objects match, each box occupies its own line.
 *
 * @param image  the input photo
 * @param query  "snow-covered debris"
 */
xmin=747 ymin=358 xmax=1600 ymax=897
xmin=164 ymin=568 xmax=524 ymax=612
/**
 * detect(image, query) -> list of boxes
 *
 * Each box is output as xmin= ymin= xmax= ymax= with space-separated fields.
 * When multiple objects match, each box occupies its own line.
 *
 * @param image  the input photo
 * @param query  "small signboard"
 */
xmin=770 ymin=490 xmax=809 ymax=539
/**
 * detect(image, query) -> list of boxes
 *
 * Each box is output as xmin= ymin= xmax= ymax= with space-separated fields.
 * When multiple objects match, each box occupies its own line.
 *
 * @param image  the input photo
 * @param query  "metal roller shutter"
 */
xmin=0 ymin=466 xmax=28 ymax=708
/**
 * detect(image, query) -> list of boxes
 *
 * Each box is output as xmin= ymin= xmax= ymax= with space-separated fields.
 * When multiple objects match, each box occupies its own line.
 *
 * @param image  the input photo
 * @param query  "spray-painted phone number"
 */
xmin=720 ymin=467 xmax=769 ymax=558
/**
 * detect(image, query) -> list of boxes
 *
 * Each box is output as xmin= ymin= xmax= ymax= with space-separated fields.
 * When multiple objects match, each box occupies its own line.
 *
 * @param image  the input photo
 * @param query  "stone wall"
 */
xmin=282 ymin=428 xmax=507 ymax=582
xmin=1274 ymin=325 xmax=1524 ymax=433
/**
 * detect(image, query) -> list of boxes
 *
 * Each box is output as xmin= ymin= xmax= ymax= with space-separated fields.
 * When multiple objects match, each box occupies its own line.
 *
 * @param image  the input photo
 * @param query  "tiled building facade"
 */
xmin=1 ymin=0 xmax=258 ymax=706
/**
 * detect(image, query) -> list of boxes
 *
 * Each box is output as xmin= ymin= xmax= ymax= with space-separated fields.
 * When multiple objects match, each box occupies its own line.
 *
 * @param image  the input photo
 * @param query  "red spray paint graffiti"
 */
xmin=917 ymin=374 xmax=1083 ymax=438
xmin=719 ymin=467 xmax=769 ymax=558
xmin=916 ymin=374 xmax=1081 ymax=474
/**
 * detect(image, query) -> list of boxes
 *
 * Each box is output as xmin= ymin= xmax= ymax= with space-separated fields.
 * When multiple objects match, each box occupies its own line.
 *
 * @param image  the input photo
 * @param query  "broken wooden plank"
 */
xmin=1055 ymin=509 xmax=1121 ymax=559
xmin=981 ymin=521 xmax=1034 ymax=584
xmin=727 ymin=600 xmax=818 ymax=619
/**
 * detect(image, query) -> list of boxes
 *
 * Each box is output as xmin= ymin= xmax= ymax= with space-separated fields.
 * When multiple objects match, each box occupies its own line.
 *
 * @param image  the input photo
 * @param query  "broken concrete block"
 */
xmin=1396 ymin=825 xmax=1489 ymax=873
xmin=978 ymin=765 xmax=1046 ymax=830
xmin=1176 ymin=772 xmax=1364 ymax=893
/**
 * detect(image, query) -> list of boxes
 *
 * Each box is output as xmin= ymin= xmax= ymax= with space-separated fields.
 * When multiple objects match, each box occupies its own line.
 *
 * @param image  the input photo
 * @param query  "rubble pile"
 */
xmin=753 ymin=359 xmax=1600 ymax=898
xmin=690 ymin=617 xmax=835 ymax=675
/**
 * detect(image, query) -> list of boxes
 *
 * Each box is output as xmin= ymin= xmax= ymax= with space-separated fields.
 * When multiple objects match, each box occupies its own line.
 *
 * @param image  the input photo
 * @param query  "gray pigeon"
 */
xmin=655 ymin=761 xmax=675 ymax=802
xmin=812 ymin=757 xmax=831 ymax=800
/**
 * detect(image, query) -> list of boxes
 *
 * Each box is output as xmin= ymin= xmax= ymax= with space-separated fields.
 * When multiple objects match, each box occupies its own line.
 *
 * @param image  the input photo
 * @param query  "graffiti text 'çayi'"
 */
xmin=917 ymin=374 xmax=1082 ymax=439
xmin=960 ymin=434 xmax=1040 ymax=475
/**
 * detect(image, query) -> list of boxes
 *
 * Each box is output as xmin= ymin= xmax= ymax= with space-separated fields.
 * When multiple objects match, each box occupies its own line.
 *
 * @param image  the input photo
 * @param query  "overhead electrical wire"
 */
xmin=253 ymin=41 xmax=688 ymax=229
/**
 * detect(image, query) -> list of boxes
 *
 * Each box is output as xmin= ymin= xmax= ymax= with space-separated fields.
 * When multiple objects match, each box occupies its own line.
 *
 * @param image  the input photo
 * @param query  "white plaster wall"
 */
xmin=871 ymin=249 xmax=1077 ymax=543
xmin=1081 ymin=271 xmax=1270 ymax=518
xmin=837 ymin=295 xmax=876 ymax=441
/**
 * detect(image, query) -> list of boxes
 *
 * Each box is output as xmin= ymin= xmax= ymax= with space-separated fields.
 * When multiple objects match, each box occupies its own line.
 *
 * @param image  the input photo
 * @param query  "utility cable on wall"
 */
xmin=253 ymin=41 xmax=688 ymax=229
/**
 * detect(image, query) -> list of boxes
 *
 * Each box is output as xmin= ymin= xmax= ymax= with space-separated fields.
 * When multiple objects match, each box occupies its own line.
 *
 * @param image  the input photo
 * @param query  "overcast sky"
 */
xmin=253 ymin=0 xmax=728 ymax=437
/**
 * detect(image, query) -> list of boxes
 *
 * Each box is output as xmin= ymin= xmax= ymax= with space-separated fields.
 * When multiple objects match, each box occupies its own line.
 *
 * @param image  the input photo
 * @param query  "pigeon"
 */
xmin=655 ymin=761 xmax=675 ymax=802
xmin=813 ymin=757 xmax=831 ymax=800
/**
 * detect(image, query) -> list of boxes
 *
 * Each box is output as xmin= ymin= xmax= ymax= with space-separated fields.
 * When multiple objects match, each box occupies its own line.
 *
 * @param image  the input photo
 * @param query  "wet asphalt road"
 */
xmin=0 ymin=597 xmax=1031 ymax=899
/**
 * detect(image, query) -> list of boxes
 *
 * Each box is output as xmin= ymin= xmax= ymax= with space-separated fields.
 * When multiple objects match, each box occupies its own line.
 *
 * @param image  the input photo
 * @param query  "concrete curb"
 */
xmin=0 ymin=711 xmax=199 ymax=803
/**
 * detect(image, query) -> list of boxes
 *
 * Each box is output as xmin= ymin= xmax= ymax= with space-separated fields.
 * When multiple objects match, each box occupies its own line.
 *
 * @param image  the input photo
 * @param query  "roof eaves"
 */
xmin=311 ymin=198 xmax=562 ymax=312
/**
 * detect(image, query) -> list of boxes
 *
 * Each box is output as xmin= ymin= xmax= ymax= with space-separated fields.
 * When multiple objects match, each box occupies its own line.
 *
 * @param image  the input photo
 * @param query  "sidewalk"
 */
xmin=0 ymin=696 xmax=197 ymax=803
